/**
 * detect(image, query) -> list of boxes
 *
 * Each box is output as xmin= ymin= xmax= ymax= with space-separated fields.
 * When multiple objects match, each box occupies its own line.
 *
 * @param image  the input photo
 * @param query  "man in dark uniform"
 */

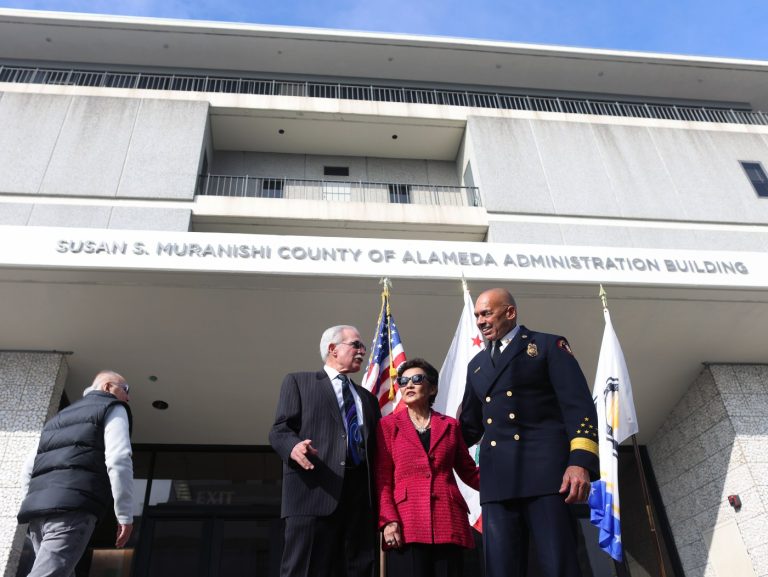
xmin=460 ymin=288 xmax=599 ymax=577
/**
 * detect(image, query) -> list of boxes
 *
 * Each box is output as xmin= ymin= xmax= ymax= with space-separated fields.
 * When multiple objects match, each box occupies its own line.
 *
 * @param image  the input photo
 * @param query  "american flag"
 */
xmin=361 ymin=284 xmax=407 ymax=416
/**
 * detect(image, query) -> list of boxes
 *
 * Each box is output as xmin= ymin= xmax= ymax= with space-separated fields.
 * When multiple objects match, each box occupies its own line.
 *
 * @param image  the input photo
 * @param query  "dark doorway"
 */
xmin=134 ymin=512 xmax=283 ymax=577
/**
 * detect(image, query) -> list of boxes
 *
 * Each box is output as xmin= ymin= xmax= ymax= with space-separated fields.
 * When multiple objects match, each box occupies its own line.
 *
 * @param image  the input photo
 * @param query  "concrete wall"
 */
xmin=486 ymin=219 xmax=768 ymax=251
xmin=0 ymin=352 xmax=68 ymax=577
xmin=0 ymin=202 xmax=191 ymax=231
xmin=0 ymin=92 xmax=208 ymax=200
xmin=210 ymin=151 xmax=459 ymax=185
xmin=466 ymin=116 xmax=768 ymax=223
xmin=647 ymin=364 xmax=768 ymax=577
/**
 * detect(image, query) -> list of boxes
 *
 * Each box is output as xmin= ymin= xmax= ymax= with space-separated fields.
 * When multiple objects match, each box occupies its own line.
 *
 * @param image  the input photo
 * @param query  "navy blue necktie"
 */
xmin=491 ymin=340 xmax=501 ymax=365
xmin=338 ymin=374 xmax=363 ymax=465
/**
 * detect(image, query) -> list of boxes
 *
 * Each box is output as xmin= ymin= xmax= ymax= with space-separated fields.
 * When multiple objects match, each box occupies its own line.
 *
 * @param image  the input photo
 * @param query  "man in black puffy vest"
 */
xmin=18 ymin=370 xmax=134 ymax=577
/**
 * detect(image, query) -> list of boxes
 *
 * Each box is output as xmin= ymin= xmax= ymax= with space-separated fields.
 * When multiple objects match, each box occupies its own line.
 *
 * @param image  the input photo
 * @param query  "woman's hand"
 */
xmin=383 ymin=521 xmax=402 ymax=549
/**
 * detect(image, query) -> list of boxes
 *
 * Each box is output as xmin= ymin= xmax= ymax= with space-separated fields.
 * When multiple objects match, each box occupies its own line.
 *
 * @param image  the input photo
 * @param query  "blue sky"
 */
xmin=1 ymin=0 xmax=768 ymax=60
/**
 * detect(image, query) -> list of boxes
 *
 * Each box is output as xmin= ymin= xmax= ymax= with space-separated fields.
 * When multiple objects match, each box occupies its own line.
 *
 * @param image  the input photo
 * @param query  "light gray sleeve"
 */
xmin=103 ymin=405 xmax=134 ymax=524
xmin=19 ymin=450 xmax=35 ymax=499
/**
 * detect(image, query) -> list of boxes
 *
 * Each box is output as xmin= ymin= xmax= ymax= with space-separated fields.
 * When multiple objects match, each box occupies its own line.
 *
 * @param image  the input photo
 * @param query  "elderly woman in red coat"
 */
xmin=375 ymin=358 xmax=480 ymax=577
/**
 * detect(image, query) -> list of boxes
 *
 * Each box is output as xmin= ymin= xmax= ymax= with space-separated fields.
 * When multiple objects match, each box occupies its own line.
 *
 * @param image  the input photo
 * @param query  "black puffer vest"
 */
xmin=17 ymin=390 xmax=132 ymax=523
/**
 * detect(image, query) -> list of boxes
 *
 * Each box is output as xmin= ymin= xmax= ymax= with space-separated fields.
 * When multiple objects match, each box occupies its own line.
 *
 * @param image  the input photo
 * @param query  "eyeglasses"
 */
xmin=397 ymin=374 xmax=428 ymax=387
xmin=339 ymin=341 xmax=367 ymax=352
xmin=111 ymin=382 xmax=130 ymax=394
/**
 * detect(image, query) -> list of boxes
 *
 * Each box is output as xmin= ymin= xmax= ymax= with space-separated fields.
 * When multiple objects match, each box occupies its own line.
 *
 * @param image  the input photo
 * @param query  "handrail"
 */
xmin=0 ymin=64 xmax=764 ymax=127
xmin=196 ymin=175 xmax=483 ymax=207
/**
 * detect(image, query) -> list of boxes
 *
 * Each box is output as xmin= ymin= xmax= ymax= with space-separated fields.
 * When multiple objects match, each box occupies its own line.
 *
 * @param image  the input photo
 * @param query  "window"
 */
xmin=388 ymin=184 xmax=410 ymax=204
xmin=740 ymin=161 xmax=768 ymax=197
xmin=322 ymin=181 xmax=351 ymax=202
xmin=260 ymin=178 xmax=284 ymax=199
xmin=323 ymin=166 xmax=349 ymax=177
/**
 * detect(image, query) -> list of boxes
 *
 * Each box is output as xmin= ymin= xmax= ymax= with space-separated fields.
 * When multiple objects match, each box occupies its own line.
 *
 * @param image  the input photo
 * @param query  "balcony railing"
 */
xmin=196 ymin=175 xmax=482 ymax=207
xmin=1 ymin=64 xmax=767 ymax=127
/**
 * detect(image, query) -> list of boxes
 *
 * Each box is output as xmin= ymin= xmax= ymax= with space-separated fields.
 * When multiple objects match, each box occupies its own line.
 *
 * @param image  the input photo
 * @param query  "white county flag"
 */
xmin=588 ymin=307 xmax=639 ymax=561
xmin=594 ymin=308 xmax=638 ymax=444
xmin=434 ymin=286 xmax=484 ymax=529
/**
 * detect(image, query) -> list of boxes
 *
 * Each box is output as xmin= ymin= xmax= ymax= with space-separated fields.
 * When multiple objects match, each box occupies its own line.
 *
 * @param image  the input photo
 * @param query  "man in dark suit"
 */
xmin=460 ymin=288 xmax=599 ymax=577
xmin=270 ymin=324 xmax=381 ymax=577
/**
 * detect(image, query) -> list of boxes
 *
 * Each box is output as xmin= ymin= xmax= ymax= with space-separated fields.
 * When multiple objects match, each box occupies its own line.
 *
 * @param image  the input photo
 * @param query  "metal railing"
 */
xmin=2 ymin=64 xmax=767 ymax=127
xmin=196 ymin=175 xmax=483 ymax=207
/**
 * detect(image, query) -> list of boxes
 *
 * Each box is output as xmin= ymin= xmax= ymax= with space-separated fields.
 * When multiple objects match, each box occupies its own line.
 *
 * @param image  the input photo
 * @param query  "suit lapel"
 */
xmin=394 ymin=409 xmax=424 ymax=451
xmin=352 ymin=379 xmax=375 ymax=440
xmin=317 ymin=370 xmax=343 ymax=429
xmin=473 ymin=326 xmax=529 ymax=397
xmin=494 ymin=327 xmax=527 ymax=375
xmin=428 ymin=412 xmax=450 ymax=453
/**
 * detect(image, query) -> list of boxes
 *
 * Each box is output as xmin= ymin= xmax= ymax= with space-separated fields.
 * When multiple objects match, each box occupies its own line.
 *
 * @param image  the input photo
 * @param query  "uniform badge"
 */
xmin=557 ymin=338 xmax=574 ymax=356
xmin=527 ymin=343 xmax=538 ymax=357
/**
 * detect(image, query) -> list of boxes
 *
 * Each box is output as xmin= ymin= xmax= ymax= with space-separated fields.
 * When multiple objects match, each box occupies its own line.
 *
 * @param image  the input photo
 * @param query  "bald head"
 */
xmin=90 ymin=370 xmax=130 ymax=401
xmin=474 ymin=288 xmax=517 ymax=342
xmin=478 ymin=288 xmax=516 ymax=309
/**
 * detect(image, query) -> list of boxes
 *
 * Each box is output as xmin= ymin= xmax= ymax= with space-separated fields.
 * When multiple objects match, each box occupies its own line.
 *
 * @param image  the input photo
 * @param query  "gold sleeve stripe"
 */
xmin=570 ymin=438 xmax=599 ymax=456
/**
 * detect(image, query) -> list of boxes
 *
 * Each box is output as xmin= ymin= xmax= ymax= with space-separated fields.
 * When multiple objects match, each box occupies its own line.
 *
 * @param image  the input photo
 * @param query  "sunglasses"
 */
xmin=339 ymin=341 xmax=367 ymax=351
xmin=111 ymin=382 xmax=130 ymax=394
xmin=397 ymin=374 xmax=428 ymax=387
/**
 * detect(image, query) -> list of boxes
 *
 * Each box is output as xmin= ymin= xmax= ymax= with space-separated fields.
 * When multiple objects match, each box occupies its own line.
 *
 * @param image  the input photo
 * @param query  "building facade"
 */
xmin=1 ymin=8 xmax=768 ymax=577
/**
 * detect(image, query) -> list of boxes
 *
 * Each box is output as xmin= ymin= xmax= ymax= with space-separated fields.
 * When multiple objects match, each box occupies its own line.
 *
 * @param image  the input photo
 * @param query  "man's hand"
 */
xmin=290 ymin=439 xmax=319 ymax=470
xmin=116 ymin=523 xmax=133 ymax=548
xmin=559 ymin=465 xmax=591 ymax=504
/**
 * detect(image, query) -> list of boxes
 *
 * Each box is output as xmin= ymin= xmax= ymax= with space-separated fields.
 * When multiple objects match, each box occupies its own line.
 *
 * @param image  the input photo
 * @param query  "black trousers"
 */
xmin=483 ymin=494 xmax=582 ymax=577
xmin=280 ymin=466 xmax=377 ymax=577
xmin=386 ymin=543 xmax=464 ymax=577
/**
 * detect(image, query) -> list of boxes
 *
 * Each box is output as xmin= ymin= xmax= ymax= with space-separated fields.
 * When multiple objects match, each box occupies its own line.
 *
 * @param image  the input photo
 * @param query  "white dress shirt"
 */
xmin=488 ymin=324 xmax=521 ymax=355
xmin=324 ymin=366 xmax=365 ymax=429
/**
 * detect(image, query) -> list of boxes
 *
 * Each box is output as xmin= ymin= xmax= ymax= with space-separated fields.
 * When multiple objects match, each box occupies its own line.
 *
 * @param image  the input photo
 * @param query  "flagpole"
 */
xmin=381 ymin=277 xmax=398 ymax=402
xmin=379 ymin=278 xmax=391 ymax=577
xmin=598 ymin=285 xmax=667 ymax=577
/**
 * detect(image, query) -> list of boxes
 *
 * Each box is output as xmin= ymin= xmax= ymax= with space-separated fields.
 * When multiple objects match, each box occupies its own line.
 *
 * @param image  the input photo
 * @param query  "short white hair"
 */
xmin=319 ymin=325 xmax=358 ymax=362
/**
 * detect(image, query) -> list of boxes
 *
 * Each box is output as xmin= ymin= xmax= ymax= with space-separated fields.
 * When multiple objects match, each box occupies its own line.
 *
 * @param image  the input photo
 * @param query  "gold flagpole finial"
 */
xmin=599 ymin=284 xmax=608 ymax=311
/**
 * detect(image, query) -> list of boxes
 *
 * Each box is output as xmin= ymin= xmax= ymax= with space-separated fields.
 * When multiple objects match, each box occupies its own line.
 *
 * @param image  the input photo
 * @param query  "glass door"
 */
xmin=135 ymin=515 xmax=282 ymax=577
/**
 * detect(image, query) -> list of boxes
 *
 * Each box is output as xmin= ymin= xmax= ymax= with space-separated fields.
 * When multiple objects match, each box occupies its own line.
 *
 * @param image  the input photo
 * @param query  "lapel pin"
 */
xmin=474 ymin=366 xmax=482 ymax=373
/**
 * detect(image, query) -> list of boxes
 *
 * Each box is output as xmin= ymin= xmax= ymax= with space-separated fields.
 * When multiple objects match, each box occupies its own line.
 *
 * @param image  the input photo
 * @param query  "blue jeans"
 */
xmin=27 ymin=511 xmax=97 ymax=577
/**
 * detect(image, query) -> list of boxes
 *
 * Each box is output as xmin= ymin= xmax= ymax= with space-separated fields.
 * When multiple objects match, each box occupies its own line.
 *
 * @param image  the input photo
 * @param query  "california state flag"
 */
xmin=434 ymin=283 xmax=483 ymax=530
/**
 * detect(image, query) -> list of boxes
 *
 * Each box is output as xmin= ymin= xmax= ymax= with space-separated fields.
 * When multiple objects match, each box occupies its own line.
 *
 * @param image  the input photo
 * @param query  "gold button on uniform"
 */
xmin=485 ymin=396 xmax=491 ymax=403
xmin=509 ymin=413 xmax=515 ymax=420
xmin=487 ymin=418 xmax=493 ymax=424
xmin=490 ymin=441 xmax=497 ymax=447
xmin=514 ymin=434 xmax=520 ymax=441
xmin=506 ymin=391 xmax=513 ymax=397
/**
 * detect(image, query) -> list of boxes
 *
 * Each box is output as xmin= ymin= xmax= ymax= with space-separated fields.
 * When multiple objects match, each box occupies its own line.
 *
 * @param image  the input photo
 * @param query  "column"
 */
xmin=0 ymin=352 xmax=68 ymax=577
xmin=648 ymin=364 xmax=768 ymax=577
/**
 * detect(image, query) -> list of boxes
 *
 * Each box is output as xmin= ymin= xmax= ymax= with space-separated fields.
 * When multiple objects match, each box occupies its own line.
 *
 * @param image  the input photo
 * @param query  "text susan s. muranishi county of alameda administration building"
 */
xmin=1 ymin=8 xmax=768 ymax=577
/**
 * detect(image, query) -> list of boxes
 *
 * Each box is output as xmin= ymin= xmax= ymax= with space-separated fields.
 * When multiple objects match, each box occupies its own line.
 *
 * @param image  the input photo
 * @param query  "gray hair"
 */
xmin=319 ymin=325 xmax=358 ymax=362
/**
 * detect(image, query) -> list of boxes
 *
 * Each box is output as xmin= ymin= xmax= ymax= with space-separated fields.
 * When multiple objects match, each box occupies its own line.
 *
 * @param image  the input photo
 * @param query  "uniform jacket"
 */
xmin=460 ymin=326 xmax=599 ymax=503
xmin=375 ymin=409 xmax=479 ymax=549
xmin=269 ymin=370 xmax=381 ymax=518
xmin=18 ymin=391 xmax=132 ymax=523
